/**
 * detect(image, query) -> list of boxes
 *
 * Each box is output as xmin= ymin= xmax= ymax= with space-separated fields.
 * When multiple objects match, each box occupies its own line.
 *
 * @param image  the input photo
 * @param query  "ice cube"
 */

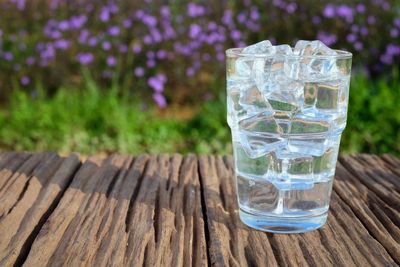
xmin=273 ymin=152 xmax=314 ymax=190
xmin=234 ymin=143 xmax=273 ymax=176
xmin=235 ymin=58 xmax=253 ymax=77
xmin=288 ymin=114 xmax=331 ymax=156
xmin=239 ymin=85 xmax=272 ymax=112
xmin=293 ymin=40 xmax=338 ymax=79
xmin=266 ymin=85 xmax=301 ymax=114
xmin=303 ymin=82 xmax=318 ymax=109
xmin=227 ymin=89 xmax=248 ymax=127
xmin=242 ymin=40 xmax=273 ymax=54
xmin=239 ymin=132 xmax=285 ymax=158
xmin=254 ymin=45 xmax=294 ymax=87
xmin=239 ymin=111 xmax=282 ymax=135
xmin=238 ymin=112 xmax=286 ymax=158
xmin=313 ymin=146 xmax=339 ymax=179
xmin=294 ymin=40 xmax=336 ymax=56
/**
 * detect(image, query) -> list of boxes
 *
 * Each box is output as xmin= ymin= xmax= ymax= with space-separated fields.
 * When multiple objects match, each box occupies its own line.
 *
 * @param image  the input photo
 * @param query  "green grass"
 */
xmin=0 ymin=72 xmax=399 ymax=156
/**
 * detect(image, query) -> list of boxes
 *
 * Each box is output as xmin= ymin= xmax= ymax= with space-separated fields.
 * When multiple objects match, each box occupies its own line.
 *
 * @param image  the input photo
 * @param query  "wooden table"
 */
xmin=0 ymin=152 xmax=399 ymax=267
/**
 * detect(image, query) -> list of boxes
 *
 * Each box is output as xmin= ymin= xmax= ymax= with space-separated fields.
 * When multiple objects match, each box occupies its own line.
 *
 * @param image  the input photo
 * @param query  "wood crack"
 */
xmin=125 ymin=157 xmax=149 ymax=233
xmin=197 ymin=157 xmax=212 ymax=267
xmin=13 ymin=157 xmax=81 ymax=267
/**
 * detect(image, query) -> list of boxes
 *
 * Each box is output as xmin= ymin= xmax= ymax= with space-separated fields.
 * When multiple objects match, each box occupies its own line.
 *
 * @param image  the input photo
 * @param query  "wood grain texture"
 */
xmin=23 ymin=154 xmax=207 ymax=267
xmin=199 ymin=154 xmax=399 ymax=267
xmin=0 ymin=152 xmax=80 ymax=267
xmin=0 ymin=152 xmax=398 ymax=267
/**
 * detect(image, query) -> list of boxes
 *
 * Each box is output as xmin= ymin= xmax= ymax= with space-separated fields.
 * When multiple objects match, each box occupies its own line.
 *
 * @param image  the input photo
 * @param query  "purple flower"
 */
xmin=107 ymin=56 xmax=117 ymax=67
xmin=78 ymin=29 xmax=89 ymax=44
xmin=367 ymin=16 xmax=376 ymax=25
xmin=202 ymin=53 xmax=211 ymax=61
xmin=135 ymin=10 xmax=145 ymax=19
xmin=222 ymin=10 xmax=233 ymax=27
xmin=323 ymin=4 xmax=335 ymax=18
xmin=354 ymin=42 xmax=363 ymax=51
xmin=3 ymin=52 xmax=13 ymax=61
xmin=26 ymin=57 xmax=35 ymax=65
xmin=58 ymin=20 xmax=69 ymax=31
xmin=20 ymin=76 xmax=30 ymax=86
xmin=156 ymin=50 xmax=167 ymax=59
xmin=351 ymin=25 xmax=359 ymax=33
xmin=134 ymin=67 xmax=145 ymax=77
xmin=237 ymin=41 xmax=247 ymax=48
xmin=76 ymin=52 xmax=94 ymax=65
xmin=102 ymin=41 xmax=111 ymax=51
xmin=189 ymin=24 xmax=201 ymax=39
xmin=41 ymin=44 xmax=55 ymax=60
xmin=119 ymin=44 xmax=128 ymax=53
xmin=143 ymin=15 xmax=157 ymax=27
xmin=386 ymin=44 xmax=400 ymax=55
xmin=231 ymin=29 xmax=241 ymax=41
xmin=148 ymin=74 xmax=166 ymax=93
xmin=286 ymin=3 xmax=297 ymax=14
xmin=346 ymin=33 xmax=357 ymax=43
xmin=336 ymin=5 xmax=353 ymax=22
xmin=187 ymin=3 xmax=205 ymax=17
xmin=100 ymin=7 xmax=110 ymax=22
xmin=312 ymin=16 xmax=321 ymax=25
xmin=153 ymin=93 xmax=167 ymax=108
xmin=360 ymin=27 xmax=368 ymax=36
xmin=186 ymin=67 xmax=195 ymax=76
xmin=146 ymin=51 xmax=155 ymax=59
xmin=150 ymin=29 xmax=162 ymax=43
xmin=143 ymin=35 xmax=153 ymax=45
xmin=250 ymin=8 xmax=260 ymax=20
xmin=317 ymin=32 xmax=337 ymax=46
xmin=160 ymin=6 xmax=170 ymax=17
xmin=50 ymin=31 xmax=61 ymax=39
xmin=70 ymin=15 xmax=87 ymax=29
xmin=88 ymin=37 xmax=97 ymax=47
xmin=356 ymin=3 xmax=366 ymax=13
xmin=54 ymin=39 xmax=70 ymax=50
xmin=382 ymin=2 xmax=389 ymax=10
xmin=391 ymin=28 xmax=399 ymax=38
xmin=123 ymin=19 xmax=132 ymax=28
xmin=146 ymin=59 xmax=156 ymax=68
xmin=207 ymin=22 xmax=217 ymax=31
xmin=380 ymin=54 xmax=392 ymax=65
xmin=12 ymin=0 xmax=25 ymax=10
xmin=108 ymin=26 xmax=120 ymax=36
xmin=133 ymin=43 xmax=142 ymax=54
xmin=237 ymin=13 xmax=246 ymax=24
xmin=395 ymin=18 xmax=400 ymax=28
xmin=217 ymin=52 xmax=225 ymax=61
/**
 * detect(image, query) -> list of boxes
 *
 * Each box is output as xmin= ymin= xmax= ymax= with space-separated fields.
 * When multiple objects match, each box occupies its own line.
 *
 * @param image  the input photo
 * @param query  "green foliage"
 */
xmin=0 ymin=72 xmax=399 ymax=156
xmin=341 ymin=69 xmax=400 ymax=155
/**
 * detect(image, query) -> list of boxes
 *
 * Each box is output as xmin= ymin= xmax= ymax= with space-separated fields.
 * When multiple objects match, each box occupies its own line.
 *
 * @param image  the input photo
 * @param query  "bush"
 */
xmin=0 ymin=72 xmax=399 ymax=156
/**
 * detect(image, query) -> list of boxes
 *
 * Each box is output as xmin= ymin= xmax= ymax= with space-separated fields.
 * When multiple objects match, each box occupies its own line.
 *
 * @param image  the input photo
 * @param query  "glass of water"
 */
xmin=226 ymin=40 xmax=352 ymax=233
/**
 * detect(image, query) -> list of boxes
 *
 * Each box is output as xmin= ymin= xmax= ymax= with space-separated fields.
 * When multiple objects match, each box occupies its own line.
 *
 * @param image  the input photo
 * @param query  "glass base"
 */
xmin=239 ymin=209 xmax=328 ymax=233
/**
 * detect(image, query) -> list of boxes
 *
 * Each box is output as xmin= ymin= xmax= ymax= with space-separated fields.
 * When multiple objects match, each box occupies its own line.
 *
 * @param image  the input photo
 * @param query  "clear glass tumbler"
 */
xmin=226 ymin=47 xmax=352 ymax=233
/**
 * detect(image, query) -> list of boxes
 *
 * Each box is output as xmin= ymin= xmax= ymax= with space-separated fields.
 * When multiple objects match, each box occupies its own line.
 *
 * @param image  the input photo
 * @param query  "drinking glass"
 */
xmin=226 ymin=47 xmax=352 ymax=233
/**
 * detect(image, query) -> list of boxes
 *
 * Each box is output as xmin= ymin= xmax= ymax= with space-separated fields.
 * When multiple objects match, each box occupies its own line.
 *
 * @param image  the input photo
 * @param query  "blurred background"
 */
xmin=0 ymin=0 xmax=399 ymax=156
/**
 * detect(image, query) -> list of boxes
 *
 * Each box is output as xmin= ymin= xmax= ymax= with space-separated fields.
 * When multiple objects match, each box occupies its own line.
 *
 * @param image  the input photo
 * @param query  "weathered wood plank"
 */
xmin=0 ymin=153 xmax=398 ymax=266
xmin=199 ymin=155 xmax=399 ymax=267
xmin=0 ymin=152 xmax=80 ymax=267
xmin=199 ymin=155 xmax=279 ymax=267
xmin=339 ymin=155 xmax=400 ymax=211
xmin=24 ymin=154 xmax=208 ymax=267
xmin=0 ymin=152 xmax=32 ymax=191
xmin=334 ymin=161 xmax=400 ymax=264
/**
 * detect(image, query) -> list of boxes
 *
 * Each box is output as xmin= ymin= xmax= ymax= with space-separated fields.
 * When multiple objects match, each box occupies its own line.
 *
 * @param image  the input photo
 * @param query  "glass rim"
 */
xmin=225 ymin=47 xmax=352 ymax=60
